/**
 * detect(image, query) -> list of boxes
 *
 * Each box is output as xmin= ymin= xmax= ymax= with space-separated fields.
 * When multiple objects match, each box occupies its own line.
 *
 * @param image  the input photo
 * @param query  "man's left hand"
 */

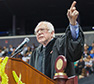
xmin=67 ymin=1 xmax=79 ymax=25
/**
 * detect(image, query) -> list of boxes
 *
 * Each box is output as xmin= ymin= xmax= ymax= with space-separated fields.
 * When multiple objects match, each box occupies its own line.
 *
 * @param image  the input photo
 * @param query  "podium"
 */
xmin=5 ymin=58 xmax=56 ymax=84
xmin=4 ymin=58 xmax=78 ymax=84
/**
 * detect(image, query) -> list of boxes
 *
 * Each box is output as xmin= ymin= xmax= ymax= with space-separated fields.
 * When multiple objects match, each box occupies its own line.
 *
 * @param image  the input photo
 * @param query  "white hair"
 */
xmin=35 ymin=21 xmax=55 ymax=37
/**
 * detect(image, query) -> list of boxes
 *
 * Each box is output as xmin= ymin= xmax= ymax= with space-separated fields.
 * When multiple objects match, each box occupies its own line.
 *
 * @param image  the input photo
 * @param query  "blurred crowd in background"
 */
xmin=0 ymin=43 xmax=37 ymax=63
xmin=74 ymin=42 xmax=94 ymax=79
xmin=0 ymin=41 xmax=94 ymax=80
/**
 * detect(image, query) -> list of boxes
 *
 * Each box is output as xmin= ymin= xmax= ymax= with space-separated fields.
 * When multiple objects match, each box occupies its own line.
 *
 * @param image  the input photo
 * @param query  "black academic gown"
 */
xmin=29 ymin=26 xmax=84 ymax=79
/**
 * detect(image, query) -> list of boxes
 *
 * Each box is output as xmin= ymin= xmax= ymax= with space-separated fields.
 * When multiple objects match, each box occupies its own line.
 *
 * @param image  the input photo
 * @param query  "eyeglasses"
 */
xmin=35 ymin=28 xmax=49 ymax=35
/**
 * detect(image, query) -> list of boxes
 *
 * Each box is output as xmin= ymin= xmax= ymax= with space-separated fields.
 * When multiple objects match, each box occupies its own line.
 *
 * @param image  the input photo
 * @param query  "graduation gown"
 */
xmin=29 ymin=26 xmax=84 ymax=79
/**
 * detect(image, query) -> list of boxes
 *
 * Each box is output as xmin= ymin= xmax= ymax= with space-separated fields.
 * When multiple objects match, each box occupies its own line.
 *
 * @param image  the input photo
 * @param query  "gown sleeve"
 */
xmin=65 ymin=25 xmax=84 ymax=62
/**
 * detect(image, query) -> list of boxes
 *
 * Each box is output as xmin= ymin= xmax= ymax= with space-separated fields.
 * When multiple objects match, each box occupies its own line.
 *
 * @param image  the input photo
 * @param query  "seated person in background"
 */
xmin=25 ymin=47 xmax=32 ymax=57
xmin=84 ymin=55 xmax=93 ymax=75
xmin=75 ymin=58 xmax=85 ymax=76
xmin=90 ymin=49 xmax=94 ymax=58
xmin=29 ymin=1 xmax=84 ymax=79
xmin=0 ymin=49 xmax=4 ymax=57
xmin=22 ymin=47 xmax=32 ymax=63
xmin=84 ymin=55 xmax=93 ymax=61
xmin=21 ymin=44 xmax=28 ymax=56
xmin=8 ymin=45 xmax=14 ymax=56
xmin=83 ymin=44 xmax=89 ymax=58
xmin=88 ymin=41 xmax=94 ymax=51
xmin=2 ymin=46 xmax=8 ymax=57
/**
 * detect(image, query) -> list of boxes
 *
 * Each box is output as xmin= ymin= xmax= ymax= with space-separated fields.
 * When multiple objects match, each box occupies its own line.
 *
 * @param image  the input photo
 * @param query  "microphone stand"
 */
xmin=11 ymin=48 xmax=23 ymax=58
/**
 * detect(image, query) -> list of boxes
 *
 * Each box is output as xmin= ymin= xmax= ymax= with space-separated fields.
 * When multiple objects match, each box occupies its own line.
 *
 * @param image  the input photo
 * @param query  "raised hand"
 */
xmin=67 ymin=1 xmax=79 ymax=25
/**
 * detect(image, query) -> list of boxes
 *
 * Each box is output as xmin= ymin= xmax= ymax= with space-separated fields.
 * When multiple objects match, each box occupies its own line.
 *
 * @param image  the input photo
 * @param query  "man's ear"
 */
xmin=51 ymin=31 xmax=55 ymax=38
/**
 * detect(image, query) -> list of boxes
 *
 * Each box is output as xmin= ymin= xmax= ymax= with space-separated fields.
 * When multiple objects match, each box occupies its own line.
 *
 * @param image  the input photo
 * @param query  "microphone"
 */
xmin=14 ymin=37 xmax=30 ymax=53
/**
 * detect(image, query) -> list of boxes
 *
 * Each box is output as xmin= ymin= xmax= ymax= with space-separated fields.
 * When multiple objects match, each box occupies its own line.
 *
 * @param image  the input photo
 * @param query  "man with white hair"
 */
xmin=29 ymin=1 xmax=84 ymax=79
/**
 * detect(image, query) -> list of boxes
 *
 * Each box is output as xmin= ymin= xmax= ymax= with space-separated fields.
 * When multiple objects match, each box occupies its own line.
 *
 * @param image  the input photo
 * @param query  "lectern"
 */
xmin=0 ymin=57 xmax=78 ymax=84
xmin=5 ymin=58 xmax=56 ymax=84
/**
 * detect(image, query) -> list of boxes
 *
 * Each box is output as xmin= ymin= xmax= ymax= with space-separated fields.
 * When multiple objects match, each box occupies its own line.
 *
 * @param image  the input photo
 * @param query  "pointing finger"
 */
xmin=70 ymin=1 xmax=76 ymax=9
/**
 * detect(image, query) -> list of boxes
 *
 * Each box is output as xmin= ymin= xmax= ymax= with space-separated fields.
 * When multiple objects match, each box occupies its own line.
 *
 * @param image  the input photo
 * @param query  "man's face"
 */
xmin=35 ymin=22 xmax=53 ymax=46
